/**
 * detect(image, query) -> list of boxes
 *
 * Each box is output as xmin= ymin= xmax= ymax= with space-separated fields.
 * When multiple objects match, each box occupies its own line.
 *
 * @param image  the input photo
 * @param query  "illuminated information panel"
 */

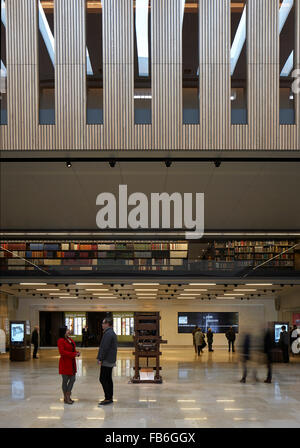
xmin=178 ymin=312 xmax=239 ymax=334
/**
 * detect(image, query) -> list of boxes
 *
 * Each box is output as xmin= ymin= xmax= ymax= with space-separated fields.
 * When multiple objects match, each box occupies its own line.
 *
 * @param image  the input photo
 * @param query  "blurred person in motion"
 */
xmin=207 ymin=327 xmax=214 ymax=352
xmin=57 ymin=326 xmax=80 ymax=405
xmin=194 ymin=328 xmax=206 ymax=355
xmin=31 ymin=326 xmax=39 ymax=359
xmin=226 ymin=326 xmax=236 ymax=352
xmin=279 ymin=325 xmax=290 ymax=363
xmin=240 ymin=332 xmax=251 ymax=383
xmin=264 ymin=324 xmax=273 ymax=383
xmin=192 ymin=325 xmax=198 ymax=354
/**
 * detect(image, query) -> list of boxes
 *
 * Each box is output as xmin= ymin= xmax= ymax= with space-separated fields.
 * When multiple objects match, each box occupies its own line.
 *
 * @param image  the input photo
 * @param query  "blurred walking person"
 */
xmin=279 ymin=325 xmax=290 ymax=363
xmin=264 ymin=325 xmax=273 ymax=383
xmin=31 ymin=326 xmax=39 ymax=359
xmin=207 ymin=327 xmax=214 ymax=352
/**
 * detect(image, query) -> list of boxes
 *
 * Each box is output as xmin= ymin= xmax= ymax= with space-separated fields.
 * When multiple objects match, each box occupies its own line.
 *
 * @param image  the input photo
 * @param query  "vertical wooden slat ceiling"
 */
xmin=0 ymin=0 xmax=299 ymax=150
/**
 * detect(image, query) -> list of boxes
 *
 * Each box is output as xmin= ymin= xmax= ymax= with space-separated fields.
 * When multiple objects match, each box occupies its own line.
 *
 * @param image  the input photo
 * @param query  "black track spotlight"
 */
xmin=66 ymin=161 xmax=72 ymax=168
xmin=165 ymin=160 xmax=172 ymax=168
xmin=178 ymin=284 xmax=182 ymax=287
xmin=109 ymin=160 xmax=116 ymax=168
xmin=121 ymin=284 xmax=124 ymax=287
xmin=214 ymin=159 xmax=221 ymax=168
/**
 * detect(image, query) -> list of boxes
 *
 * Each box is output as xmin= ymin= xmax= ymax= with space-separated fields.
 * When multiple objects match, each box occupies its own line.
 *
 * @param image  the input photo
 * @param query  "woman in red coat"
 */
xmin=57 ymin=327 xmax=80 ymax=405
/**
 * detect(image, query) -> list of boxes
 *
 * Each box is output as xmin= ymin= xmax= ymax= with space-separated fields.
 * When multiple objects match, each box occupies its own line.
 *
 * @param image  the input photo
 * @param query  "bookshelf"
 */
xmin=211 ymin=240 xmax=295 ymax=268
xmin=0 ymin=241 xmax=189 ymax=272
xmin=0 ymin=239 xmax=296 ymax=273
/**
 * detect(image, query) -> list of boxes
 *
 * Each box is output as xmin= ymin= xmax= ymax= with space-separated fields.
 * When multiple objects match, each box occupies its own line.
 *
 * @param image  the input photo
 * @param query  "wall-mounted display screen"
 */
xmin=274 ymin=323 xmax=288 ymax=343
xmin=178 ymin=312 xmax=239 ymax=334
xmin=10 ymin=323 xmax=25 ymax=343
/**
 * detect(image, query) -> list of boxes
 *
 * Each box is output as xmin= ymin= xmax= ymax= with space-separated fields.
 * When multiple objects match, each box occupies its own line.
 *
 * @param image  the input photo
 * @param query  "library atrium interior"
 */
xmin=1 ymin=0 xmax=300 ymax=430
xmin=0 ymin=157 xmax=300 ymax=428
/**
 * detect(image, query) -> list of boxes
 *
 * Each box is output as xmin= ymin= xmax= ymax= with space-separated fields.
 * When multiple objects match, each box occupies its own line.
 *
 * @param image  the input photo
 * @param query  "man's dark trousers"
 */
xmin=100 ymin=365 xmax=113 ymax=400
xmin=33 ymin=344 xmax=38 ymax=358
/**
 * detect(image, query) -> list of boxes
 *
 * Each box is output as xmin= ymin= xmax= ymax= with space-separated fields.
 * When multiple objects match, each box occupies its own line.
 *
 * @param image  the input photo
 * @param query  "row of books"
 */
xmin=2 ymin=258 xmax=185 ymax=266
xmin=0 ymin=250 xmax=188 ymax=260
xmin=214 ymin=240 xmax=294 ymax=248
xmin=0 ymin=242 xmax=188 ymax=251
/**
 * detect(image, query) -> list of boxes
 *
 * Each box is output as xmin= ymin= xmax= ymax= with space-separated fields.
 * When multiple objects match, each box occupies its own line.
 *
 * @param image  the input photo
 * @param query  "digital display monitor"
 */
xmin=178 ymin=312 xmax=239 ymax=334
xmin=274 ymin=323 xmax=288 ymax=343
xmin=10 ymin=323 xmax=25 ymax=343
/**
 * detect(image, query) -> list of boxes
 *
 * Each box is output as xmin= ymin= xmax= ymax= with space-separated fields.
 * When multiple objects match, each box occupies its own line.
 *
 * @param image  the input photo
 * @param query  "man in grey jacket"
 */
xmin=97 ymin=317 xmax=118 ymax=405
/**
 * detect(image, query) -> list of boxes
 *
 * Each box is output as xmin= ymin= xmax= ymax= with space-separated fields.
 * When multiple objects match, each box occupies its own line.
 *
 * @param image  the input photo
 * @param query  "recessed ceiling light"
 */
xmin=234 ymin=289 xmax=256 ymax=291
xmin=132 ymin=283 xmax=160 ymax=286
xmin=134 ymin=289 xmax=158 ymax=291
xmin=20 ymin=283 xmax=47 ymax=285
xmin=50 ymin=293 xmax=70 ymax=295
xmin=189 ymin=283 xmax=216 ymax=286
xmin=245 ymin=283 xmax=273 ymax=286
xmin=85 ymin=289 xmax=109 ymax=291
xmin=224 ymin=293 xmax=244 ymax=296
xmin=92 ymin=293 xmax=115 ymax=296
xmin=184 ymin=289 xmax=207 ymax=291
xmin=180 ymin=294 xmax=201 ymax=296
xmin=36 ymin=288 xmax=60 ymax=291
xmin=76 ymin=283 xmax=103 ymax=286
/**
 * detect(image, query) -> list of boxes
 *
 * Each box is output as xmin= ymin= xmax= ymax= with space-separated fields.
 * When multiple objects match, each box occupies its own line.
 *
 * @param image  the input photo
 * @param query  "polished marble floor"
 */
xmin=0 ymin=348 xmax=300 ymax=428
